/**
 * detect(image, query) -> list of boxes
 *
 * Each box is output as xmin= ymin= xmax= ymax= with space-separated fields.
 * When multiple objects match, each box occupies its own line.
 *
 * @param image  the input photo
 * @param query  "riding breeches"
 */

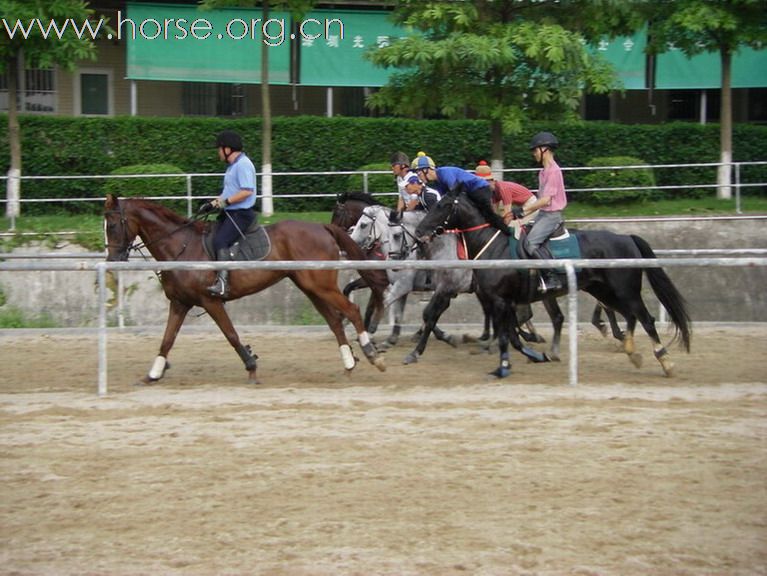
xmin=213 ymin=209 xmax=256 ymax=252
xmin=524 ymin=210 xmax=563 ymax=254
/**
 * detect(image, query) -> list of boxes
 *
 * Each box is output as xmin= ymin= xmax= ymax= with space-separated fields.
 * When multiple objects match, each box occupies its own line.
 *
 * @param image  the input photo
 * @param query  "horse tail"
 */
xmin=324 ymin=223 xmax=388 ymax=302
xmin=631 ymin=234 xmax=692 ymax=352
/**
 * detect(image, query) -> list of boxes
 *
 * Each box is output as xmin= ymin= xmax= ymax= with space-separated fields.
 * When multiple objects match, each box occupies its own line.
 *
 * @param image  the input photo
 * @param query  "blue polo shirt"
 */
xmin=222 ymin=153 xmax=257 ymax=210
xmin=432 ymin=166 xmax=490 ymax=196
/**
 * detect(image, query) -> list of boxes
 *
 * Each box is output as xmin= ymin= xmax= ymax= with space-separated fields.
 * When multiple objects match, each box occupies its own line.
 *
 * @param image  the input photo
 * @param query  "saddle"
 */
xmin=203 ymin=220 xmax=272 ymax=261
xmin=513 ymin=222 xmax=581 ymax=260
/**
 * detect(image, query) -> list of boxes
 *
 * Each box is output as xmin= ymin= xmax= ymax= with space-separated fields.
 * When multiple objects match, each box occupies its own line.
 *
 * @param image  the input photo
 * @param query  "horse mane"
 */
xmin=126 ymin=197 xmax=205 ymax=232
xmin=337 ymin=191 xmax=383 ymax=205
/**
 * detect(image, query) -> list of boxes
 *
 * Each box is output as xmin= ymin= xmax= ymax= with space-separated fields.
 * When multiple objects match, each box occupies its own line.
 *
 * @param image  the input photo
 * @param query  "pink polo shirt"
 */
xmin=538 ymin=160 xmax=567 ymax=212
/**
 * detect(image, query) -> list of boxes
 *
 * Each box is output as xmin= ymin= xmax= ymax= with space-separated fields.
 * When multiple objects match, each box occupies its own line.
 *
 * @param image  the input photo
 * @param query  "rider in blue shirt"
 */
xmin=413 ymin=154 xmax=509 ymax=235
xmin=203 ymin=130 xmax=257 ymax=297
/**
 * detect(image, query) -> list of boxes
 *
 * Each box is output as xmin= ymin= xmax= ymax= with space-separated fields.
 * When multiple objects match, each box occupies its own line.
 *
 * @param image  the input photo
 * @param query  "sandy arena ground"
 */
xmin=0 ymin=323 xmax=766 ymax=575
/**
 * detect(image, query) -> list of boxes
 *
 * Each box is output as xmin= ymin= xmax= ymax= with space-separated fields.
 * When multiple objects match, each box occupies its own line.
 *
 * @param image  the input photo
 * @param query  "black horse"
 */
xmin=415 ymin=188 xmax=692 ymax=378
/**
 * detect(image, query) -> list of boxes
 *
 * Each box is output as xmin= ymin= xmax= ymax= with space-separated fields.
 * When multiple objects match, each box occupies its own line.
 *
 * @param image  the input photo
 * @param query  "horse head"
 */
xmin=104 ymin=194 xmax=138 ymax=261
xmin=415 ymin=188 xmax=467 ymax=243
xmin=349 ymin=205 xmax=389 ymax=252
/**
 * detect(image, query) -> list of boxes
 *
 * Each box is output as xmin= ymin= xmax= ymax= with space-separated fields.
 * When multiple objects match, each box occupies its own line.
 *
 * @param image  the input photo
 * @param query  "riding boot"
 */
xmin=533 ymin=247 xmax=563 ymax=293
xmin=207 ymin=248 xmax=230 ymax=298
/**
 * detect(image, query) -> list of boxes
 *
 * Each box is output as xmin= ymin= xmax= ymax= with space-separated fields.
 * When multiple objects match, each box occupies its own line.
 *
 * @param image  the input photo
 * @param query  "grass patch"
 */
xmin=0 ymin=307 xmax=59 ymax=328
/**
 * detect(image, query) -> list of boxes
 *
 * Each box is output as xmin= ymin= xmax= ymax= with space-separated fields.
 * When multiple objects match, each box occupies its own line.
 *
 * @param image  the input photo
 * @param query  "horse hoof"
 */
xmin=248 ymin=370 xmax=261 ymax=385
xmin=403 ymin=353 xmax=419 ymax=365
xmin=548 ymin=353 xmax=561 ymax=362
xmin=446 ymin=335 xmax=459 ymax=348
xmin=378 ymin=341 xmax=392 ymax=352
xmin=373 ymin=356 xmax=387 ymax=372
xmin=489 ymin=366 xmax=511 ymax=378
xmin=136 ymin=375 xmax=158 ymax=386
xmin=629 ymin=352 xmax=643 ymax=368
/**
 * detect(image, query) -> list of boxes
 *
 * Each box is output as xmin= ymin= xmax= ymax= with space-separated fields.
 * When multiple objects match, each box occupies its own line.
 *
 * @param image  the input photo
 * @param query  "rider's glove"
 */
xmin=511 ymin=205 xmax=525 ymax=220
xmin=198 ymin=201 xmax=216 ymax=214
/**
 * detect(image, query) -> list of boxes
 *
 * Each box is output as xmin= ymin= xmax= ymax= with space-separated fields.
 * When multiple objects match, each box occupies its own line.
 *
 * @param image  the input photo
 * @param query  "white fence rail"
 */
xmin=1 ymin=256 xmax=765 ymax=396
xmin=2 ymin=161 xmax=766 ymax=227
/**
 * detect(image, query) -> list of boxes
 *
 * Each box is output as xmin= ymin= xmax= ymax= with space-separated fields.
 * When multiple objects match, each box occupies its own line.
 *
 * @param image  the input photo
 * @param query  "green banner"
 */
xmin=125 ymin=3 xmax=290 ymax=84
xmin=656 ymin=46 xmax=767 ymax=89
xmin=589 ymin=32 xmax=647 ymax=90
xmin=299 ymin=10 xmax=411 ymax=87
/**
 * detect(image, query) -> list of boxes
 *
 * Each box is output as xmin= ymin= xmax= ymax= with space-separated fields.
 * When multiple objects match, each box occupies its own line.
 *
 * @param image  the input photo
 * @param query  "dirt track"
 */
xmin=1 ymin=324 xmax=766 ymax=575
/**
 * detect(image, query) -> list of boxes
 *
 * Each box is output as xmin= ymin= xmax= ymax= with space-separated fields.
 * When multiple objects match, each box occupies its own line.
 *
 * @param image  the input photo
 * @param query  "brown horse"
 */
xmin=104 ymin=194 xmax=387 ymax=384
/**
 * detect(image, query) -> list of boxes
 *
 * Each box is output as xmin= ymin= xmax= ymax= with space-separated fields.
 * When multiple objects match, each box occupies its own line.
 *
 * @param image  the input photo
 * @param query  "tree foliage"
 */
xmin=638 ymin=0 xmax=767 ymax=56
xmin=0 ymin=0 xmax=100 ymax=72
xmin=366 ymin=0 xmax=639 ymax=136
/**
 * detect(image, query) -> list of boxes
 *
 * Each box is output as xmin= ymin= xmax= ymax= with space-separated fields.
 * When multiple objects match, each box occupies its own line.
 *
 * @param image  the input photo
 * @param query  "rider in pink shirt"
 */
xmin=511 ymin=132 xmax=568 ymax=293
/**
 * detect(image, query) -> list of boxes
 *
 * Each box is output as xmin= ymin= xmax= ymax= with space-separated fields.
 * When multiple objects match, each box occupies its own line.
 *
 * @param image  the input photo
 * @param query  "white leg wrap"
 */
xmin=148 ymin=355 xmax=167 ymax=380
xmin=359 ymin=331 xmax=371 ymax=347
xmin=339 ymin=345 xmax=355 ymax=370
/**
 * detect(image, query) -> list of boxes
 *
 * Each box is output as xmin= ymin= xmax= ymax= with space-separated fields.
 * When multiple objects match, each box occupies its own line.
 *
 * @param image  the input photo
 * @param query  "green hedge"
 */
xmin=578 ymin=156 xmax=658 ymax=204
xmin=1 ymin=114 xmax=765 ymax=214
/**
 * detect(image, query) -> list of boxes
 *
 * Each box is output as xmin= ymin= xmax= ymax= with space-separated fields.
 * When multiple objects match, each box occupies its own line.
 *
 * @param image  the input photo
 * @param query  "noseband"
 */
xmin=354 ymin=210 xmax=383 ymax=252
xmin=104 ymin=205 xmax=137 ymax=260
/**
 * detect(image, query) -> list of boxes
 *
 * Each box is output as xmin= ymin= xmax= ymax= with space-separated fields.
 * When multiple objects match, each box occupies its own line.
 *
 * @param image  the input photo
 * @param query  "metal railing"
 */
xmin=1 ymin=256 xmax=765 ymax=395
xmin=2 ymin=160 xmax=765 ymax=229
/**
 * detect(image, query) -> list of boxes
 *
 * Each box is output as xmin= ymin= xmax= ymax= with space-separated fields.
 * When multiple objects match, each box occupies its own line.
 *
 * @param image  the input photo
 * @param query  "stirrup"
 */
xmin=207 ymin=277 xmax=228 ymax=298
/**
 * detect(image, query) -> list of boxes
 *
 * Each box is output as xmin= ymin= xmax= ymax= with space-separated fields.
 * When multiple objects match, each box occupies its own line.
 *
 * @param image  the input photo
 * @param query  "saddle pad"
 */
xmin=232 ymin=226 xmax=271 ymax=261
xmin=203 ymin=224 xmax=271 ymax=261
xmin=507 ymin=228 xmax=581 ymax=260
xmin=549 ymin=231 xmax=581 ymax=260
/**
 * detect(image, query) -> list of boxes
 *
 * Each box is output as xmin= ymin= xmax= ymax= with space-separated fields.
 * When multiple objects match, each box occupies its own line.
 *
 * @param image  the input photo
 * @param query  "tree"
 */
xmin=0 ymin=0 xmax=99 ymax=219
xmin=636 ymin=0 xmax=767 ymax=199
xmin=201 ymin=0 xmax=315 ymax=217
xmin=366 ymin=0 xmax=639 ymax=172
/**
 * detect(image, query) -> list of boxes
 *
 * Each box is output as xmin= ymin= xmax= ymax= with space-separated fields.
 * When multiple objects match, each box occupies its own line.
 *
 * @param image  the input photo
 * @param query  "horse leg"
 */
xmin=203 ymin=299 xmax=259 ymax=384
xmin=593 ymin=303 xmax=625 ymax=342
xmin=630 ymin=304 xmax=675 ymax=377
xmin=381 ymin=295 xmax=406 ymax=349
xmin=140 ymin=299 xmax=190 ymax=385
xmin=591 ymin=303 xmax=610 ymax=337
xmin=605 ymin=307 xmax=625 ymax=342
xmin=298 ymin=273 xmax=386 ymax=373
xmin=541 ymin=295 xmax=564 ymax=362
xmin=621 ymin=316 xmax=643 ymax=369
xmin=403 ymin=290 xmax=454 ymax=365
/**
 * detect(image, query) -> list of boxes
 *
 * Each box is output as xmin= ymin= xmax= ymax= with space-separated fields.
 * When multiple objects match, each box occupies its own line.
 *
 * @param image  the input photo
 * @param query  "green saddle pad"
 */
xmin=548 ymin=232 xmax=581 ymax=259
xmin=507 ymin=230 xmax=581 ymax=260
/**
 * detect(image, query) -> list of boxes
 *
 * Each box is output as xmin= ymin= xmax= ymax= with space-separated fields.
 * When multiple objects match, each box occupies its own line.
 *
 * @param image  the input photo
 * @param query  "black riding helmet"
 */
xmin=215 ymin=130 xmax=243 ymax=151
xmin=529 ymin=131 xmax=559 ymax=150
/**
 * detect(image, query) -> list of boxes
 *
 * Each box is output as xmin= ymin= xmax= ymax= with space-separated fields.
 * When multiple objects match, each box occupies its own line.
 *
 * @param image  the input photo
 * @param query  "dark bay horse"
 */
xmin=415 ymin=189 xmax=692 ymax=378
xmin=104 ymin=194 xmax=386 ymax=384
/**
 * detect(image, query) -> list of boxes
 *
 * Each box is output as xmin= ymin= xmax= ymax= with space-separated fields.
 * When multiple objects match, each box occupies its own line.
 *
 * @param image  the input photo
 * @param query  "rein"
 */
xmin=106 ymin=205 xmax=204 ymax=261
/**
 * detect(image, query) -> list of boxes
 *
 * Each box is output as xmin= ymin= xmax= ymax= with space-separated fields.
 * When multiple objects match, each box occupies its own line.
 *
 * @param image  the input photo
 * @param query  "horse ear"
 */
xmin=448 ymin=183 xmax=464 ymax=198
xmin=105 ymin=193 xmax=119 ymax=210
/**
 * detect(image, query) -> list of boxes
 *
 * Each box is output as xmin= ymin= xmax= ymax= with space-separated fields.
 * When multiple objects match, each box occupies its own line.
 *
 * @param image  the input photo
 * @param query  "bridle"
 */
xmin=352 ymin=209 xmax=385 ymax=252
xmin=104 ymin=204 xmax=138 ymax=261
xmin=421 ymin=193 xmax=500 ymax=260
xmin=104 ymin=201 xmax=205 ymax=262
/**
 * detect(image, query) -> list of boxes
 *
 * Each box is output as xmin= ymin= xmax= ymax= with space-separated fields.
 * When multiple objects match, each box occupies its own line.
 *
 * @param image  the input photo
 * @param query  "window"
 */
xmin=75 ymin=69 xmax=113 ymax=116
xmin=0 ymin=68 xmax=56 ymax=113
xmin=667 ymin=90 xmax=721 ymax=123
xmin=584 ymin=93 xmax=611 ymax=121
xmin=182 ymin=83 xmax=246 ymax=116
